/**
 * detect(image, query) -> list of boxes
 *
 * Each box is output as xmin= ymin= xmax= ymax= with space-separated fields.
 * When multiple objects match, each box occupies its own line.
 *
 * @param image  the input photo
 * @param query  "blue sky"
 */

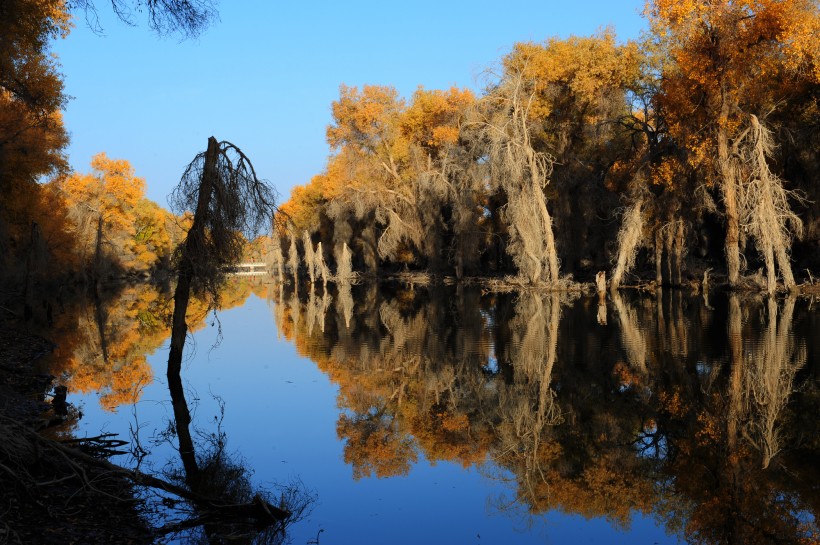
xmin=55 ymin=1 xmax=647 ymax=207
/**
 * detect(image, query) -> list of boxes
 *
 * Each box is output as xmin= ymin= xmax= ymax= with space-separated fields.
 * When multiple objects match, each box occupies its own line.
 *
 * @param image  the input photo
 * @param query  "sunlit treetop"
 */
xmin=502 ymin=29 xmax=642 ymax=121
xmin=400 ymin=86 xmax=475 ymax=158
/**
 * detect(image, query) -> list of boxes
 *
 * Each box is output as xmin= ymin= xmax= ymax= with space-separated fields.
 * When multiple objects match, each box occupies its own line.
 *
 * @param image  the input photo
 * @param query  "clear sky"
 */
xmin=55 ymin=1 xmax=647 ymax=208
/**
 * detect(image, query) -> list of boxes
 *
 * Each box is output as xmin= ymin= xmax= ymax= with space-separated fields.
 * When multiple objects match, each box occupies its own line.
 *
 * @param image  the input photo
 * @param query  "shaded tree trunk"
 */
xmin=167 ymin=136 xmax=218 ymax=381
xmin=718 ymin=94 xmax=741 ymax=288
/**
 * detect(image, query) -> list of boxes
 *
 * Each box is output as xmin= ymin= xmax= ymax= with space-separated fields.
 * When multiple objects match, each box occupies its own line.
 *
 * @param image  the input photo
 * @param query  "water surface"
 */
xmin=53 ymin=281 xmax=820 ymax=544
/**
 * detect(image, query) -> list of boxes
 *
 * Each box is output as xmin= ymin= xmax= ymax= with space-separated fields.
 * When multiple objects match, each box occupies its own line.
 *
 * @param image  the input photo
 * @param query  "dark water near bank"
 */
xmin=53 ymin=281 xmax=819 ymax=544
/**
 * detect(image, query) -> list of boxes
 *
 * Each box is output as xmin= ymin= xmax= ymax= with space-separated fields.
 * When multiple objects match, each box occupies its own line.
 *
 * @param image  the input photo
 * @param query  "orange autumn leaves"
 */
xmin=282 ymin=85 xmax=475 ymax=235
xmin=55 ymin=153 xmax=177 ymax=273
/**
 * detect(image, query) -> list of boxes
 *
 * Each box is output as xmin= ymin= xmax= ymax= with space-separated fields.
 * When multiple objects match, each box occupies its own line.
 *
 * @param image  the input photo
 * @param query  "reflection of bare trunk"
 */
xmin=533 ymin=294 xmax=561 ymax=462
xmin=501 ymin=292 xmax=563 ymax=478
xmin=288 ymin=283 xmax=300 ymax=330
xmin=306 ymin=286 xmax=332 ymax=335
xmin=596 ymin=272 xmax=607 ymax=325
xmin=727 ymin=294 xmax=743 ymax=453
xmin=612 ymin=291 xmax=647 ymax=373
xmin=746 ymin=295 xmax=805 ymax=468
xmin=338 ymin=282 xmax=354 ymax=329
xmin=93 ymin=293 xmax=109 ymax=365
xmin=168 ymin=373 xmax=201 ymax=489
xmin=268 ymin=283 xmax=286 ymax=339
xmin=306 ymin=286 xmax=317 ymax=336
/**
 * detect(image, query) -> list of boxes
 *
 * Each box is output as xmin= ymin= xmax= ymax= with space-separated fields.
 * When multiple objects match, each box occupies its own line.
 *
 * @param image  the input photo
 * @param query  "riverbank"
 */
xmin=0 ymin=327 xmax=152 ymax=545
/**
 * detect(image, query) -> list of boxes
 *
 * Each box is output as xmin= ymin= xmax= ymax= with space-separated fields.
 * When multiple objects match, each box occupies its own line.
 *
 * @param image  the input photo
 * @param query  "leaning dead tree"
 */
xmin=738 ymin=115 xmax=804 ymax=294
xmin=167 ymin=136 xmax=276 ymax=381
xmin=470 ymin=67 xmax=559 ymax=285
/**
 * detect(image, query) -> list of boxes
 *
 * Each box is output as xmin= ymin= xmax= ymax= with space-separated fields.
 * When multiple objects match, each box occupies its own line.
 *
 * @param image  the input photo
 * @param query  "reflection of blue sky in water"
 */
xmin=71 ymin=294 xmax=677 ymax=544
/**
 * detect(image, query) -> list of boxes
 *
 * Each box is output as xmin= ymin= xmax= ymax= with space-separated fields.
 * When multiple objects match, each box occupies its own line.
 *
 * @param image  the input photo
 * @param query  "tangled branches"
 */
xmin=468 ymin=66 xmax=559 ymax=285
xmin=169 ymin=137 xmax=276 ymax=305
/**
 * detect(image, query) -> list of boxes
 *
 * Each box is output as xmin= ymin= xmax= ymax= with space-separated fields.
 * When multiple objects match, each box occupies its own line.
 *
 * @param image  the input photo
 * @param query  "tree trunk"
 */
xmin=655 ymin=229 xmax=663 ymax=286
xmin=168 ymin=136 xmax=218 ymax=381
xmin=673 ymin=220 xmax=684 ymax=286
xmin=718 ymin=95 xmax=741 ymax=288
xmin=529 ymin=156 xmax=559 ymax=284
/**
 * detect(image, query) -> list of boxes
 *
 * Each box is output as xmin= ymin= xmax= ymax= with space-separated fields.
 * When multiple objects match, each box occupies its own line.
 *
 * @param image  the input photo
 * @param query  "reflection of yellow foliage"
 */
xmin=50 ymin=278 xmax=258 ymax=411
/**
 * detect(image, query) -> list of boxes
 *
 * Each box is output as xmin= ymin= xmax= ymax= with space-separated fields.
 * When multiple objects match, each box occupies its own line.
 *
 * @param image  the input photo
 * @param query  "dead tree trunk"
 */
xmin=167 ymin=137 xmax=218 ymax=381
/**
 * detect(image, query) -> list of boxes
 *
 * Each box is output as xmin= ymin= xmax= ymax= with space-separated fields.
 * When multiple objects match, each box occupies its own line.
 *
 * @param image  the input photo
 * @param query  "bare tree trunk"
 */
xmin=288 ymin=232 xmax=299 ymax=284
xmin=665 ymin=224 xmax=674 ymax=286
xmin=655 ymin=229 xmax=663 ymax=285
xmin=302 ymin=231 xmax=315 ymax=284
xmin=673 ymin=220 xmax=684 ymax=286
xmin=271 ymin=233 xmax=284 ymax=284
xmin=361 ymin=223 xmax=378 ymax=275
xmin=741 ymin=115 xmax=802 ymax=294
xmin=718 ymin=95 xmax=741 ymax=288
xmin=168 ymin=137 xmax=218 ymax=381
xmin=336 ymin=242 xmax=354 ymax=281
xmin=530 ymin=162 xmax=559 ymax=284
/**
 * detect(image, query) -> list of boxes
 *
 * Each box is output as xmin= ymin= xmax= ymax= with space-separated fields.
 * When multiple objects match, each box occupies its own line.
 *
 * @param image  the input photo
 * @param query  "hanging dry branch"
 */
xmin=738 ymin=115 xmax=805 ymax=294
xmin=467 ymin=66 xmax=559 ymax=285
xmin=611 ymin=198 xmax=644 ymax=290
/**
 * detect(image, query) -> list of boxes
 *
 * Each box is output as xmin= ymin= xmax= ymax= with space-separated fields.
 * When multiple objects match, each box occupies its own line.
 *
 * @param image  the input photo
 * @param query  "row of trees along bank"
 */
xmin=278 ymin=2 xmax=819 ymax=294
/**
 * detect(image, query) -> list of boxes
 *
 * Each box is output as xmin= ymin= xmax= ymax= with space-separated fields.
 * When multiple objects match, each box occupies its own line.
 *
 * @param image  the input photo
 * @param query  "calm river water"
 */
xmin=52 ymin=280 xmax=819 ymax=544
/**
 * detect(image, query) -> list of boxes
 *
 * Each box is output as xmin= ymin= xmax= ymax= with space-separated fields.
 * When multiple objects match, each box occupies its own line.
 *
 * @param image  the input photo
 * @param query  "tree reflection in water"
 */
xmin=269 ymin=283 xmax=819 ymax=545
xmin=162 ymin=371 xmax=315 ymax=544
xmin=42 ymin=278 xmax=316 ymax=543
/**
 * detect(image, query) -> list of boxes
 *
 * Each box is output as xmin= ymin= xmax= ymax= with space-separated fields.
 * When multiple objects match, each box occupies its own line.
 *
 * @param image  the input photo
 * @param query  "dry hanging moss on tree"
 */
xmin=468 ymin=64 xmax=560 ymax=286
